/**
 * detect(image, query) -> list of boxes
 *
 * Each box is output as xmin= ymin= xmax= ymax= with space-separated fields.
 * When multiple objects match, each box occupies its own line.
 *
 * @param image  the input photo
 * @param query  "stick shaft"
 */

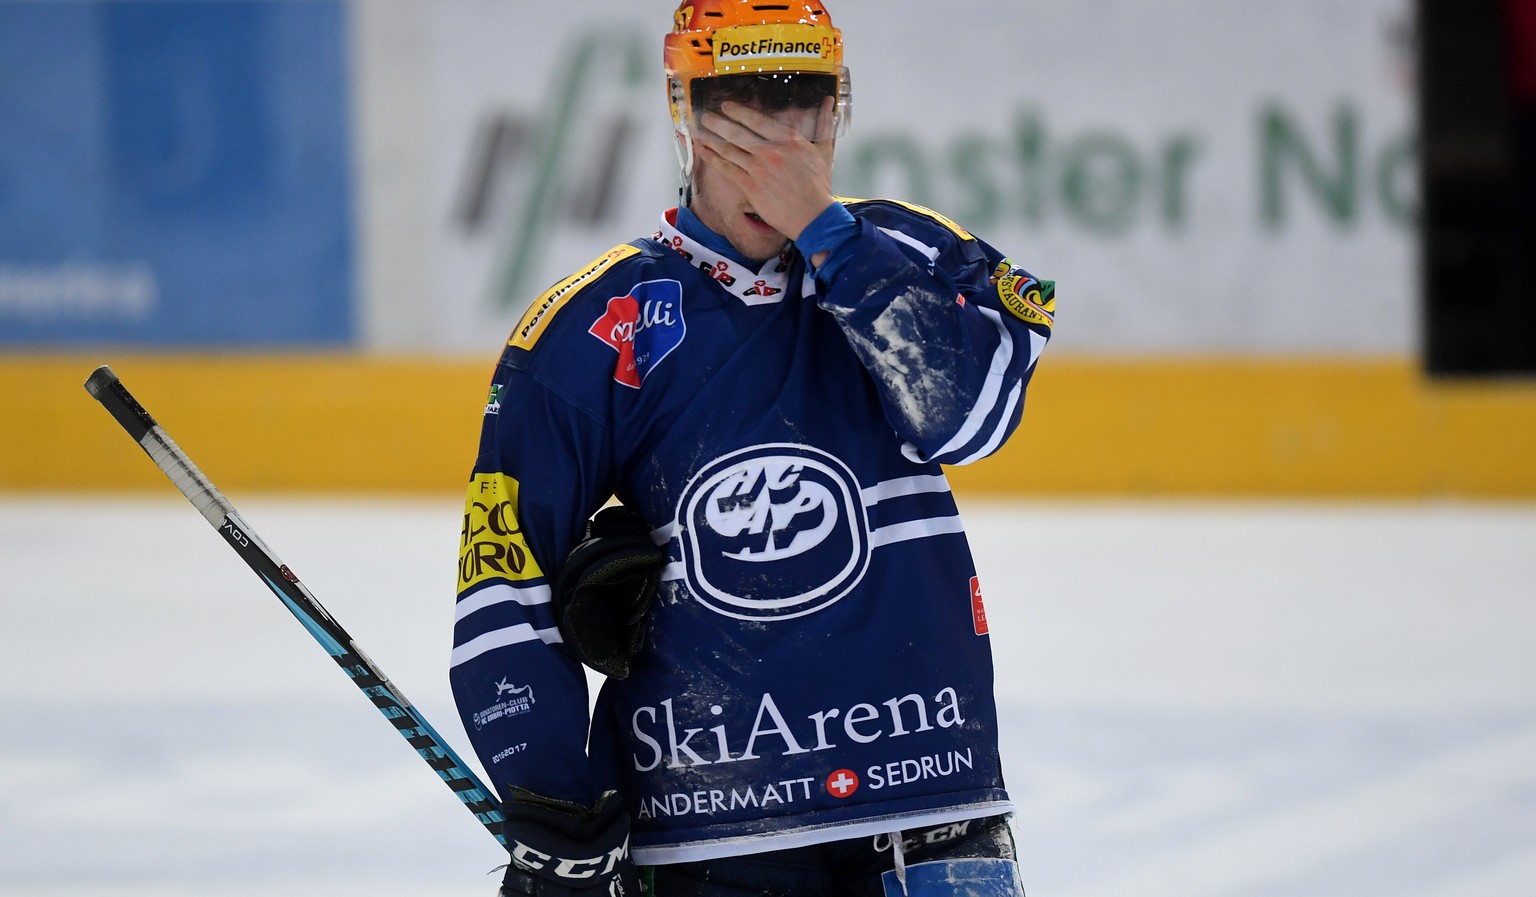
xmin=84 ymin=365 xmax=505 ymax=845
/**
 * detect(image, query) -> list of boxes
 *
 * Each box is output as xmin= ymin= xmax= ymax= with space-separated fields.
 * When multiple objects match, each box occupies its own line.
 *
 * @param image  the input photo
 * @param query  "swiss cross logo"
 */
xmin=667 ymin=236 xmax=694 ymax=262
xmin=971 ymin=576 xmax=989 ymax=635
xmin=589 ymin=280 xmax=687 ymax=389
xmin=701 ymin=261 xmax=737 ymax=287
xmin=826 ymin=768 xmax=860 ymax=799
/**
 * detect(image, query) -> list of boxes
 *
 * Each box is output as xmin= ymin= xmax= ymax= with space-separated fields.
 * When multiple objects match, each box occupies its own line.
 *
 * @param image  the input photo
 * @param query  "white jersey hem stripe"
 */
xmin=631 ymin=801 xmax=1015 ymax=866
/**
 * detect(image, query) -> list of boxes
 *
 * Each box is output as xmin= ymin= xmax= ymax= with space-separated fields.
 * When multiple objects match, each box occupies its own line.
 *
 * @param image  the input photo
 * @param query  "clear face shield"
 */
xmin=671 ymin=69 xmax=852 ymax=192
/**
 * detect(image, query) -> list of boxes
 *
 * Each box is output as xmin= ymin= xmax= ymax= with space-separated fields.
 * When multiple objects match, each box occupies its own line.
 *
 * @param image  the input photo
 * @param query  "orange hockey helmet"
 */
xmin=665 ymin=1 xmax=852 ymax=183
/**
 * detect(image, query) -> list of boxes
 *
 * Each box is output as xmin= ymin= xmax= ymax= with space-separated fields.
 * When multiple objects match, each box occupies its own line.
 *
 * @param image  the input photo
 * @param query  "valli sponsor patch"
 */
xmin=590 ymin=280 xmax=687 ymax=389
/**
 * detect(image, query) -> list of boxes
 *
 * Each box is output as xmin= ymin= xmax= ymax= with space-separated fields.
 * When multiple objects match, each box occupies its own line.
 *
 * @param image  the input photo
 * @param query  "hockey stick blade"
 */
xmin=84 ymin=364 xmax=506 ymax=846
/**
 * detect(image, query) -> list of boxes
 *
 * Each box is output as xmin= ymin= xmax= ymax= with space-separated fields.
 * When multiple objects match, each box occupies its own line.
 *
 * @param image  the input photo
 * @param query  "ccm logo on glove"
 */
xmin=499 ymin=787 xmax=638 ymax=897
xmin=509 ymin=837 xmax=630 ymax=881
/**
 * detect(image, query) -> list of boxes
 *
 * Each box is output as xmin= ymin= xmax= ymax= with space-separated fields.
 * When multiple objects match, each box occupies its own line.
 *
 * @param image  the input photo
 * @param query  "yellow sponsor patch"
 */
xmin=836 ymin=196 xmax=976 ymax=242
xmin=993 ymin=261 xmax=1056 ymax=330
xmin=510 ymin=245 xmax=641 ymax=351
xmin=712 ymin=23 xmax=840 ymax=75
xmin=459 ymin=473 xmax=545 ymax=591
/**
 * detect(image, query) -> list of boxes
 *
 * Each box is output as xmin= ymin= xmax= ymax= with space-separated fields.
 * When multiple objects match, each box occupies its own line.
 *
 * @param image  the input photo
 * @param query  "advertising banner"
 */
xmin=396 ymin=0 xmax=1415 ymax=354
xmin=0 ymin=1 xmax=354 ymax=347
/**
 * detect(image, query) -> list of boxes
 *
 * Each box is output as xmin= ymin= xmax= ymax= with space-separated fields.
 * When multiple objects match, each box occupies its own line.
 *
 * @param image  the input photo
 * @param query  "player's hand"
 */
xmin=553 ymin=504 xmax=665 ymax=680
xmin=498 ymin=787 xmax=637 ymax=897
xmin=695 ymin=97 xmax=837 ymax=241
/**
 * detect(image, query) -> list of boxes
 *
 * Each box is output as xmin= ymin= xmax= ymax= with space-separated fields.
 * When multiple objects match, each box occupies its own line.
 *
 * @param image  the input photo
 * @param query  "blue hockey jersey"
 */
xmin=451 ymin=199 xmax=1054 ymax=865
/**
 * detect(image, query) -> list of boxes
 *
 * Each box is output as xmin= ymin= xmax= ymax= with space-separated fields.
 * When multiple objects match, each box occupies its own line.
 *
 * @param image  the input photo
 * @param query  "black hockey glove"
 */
xmin=499 ymin=787 xmax=637 ymax=897
xmin=552 ymin=505 xmax=666 ymax=680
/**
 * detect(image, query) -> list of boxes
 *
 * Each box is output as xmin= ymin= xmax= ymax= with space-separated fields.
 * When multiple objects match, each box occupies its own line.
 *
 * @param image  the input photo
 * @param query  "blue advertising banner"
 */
xmin=0 ymin=1 xmax=354 ymax=346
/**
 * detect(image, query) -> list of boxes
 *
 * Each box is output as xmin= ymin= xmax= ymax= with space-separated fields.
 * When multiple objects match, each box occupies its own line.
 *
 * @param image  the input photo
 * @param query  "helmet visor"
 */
xmin=679 ymin=70 xmax=851 ymax=144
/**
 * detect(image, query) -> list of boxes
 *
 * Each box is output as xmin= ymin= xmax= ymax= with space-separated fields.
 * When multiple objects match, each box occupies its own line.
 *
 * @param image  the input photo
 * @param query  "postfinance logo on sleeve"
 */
xmin=460 ymin=473 xmax=545 ymax=591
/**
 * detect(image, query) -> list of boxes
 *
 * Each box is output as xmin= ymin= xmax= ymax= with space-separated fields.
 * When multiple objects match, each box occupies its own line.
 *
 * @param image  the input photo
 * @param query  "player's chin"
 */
xmin=734 ymin=227 xmax=789 ymax=263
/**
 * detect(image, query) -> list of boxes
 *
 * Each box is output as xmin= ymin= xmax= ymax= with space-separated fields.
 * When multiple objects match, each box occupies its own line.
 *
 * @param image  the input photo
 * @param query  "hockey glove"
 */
xmin=499 ymin=787 xmax=637 ymax=897
xmin=552 ymin=505 xmax=665 ymax=680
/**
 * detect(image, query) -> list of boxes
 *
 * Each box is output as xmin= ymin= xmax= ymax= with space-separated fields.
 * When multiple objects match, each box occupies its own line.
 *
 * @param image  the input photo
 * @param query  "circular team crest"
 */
xmin=678 ymin=444 xmax=870 ymax=621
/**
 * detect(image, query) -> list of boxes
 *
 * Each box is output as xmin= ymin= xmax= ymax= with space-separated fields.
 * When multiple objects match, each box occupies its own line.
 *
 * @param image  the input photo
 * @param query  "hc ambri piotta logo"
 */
xmin=678 ymin=443 xmax=870 ymax=621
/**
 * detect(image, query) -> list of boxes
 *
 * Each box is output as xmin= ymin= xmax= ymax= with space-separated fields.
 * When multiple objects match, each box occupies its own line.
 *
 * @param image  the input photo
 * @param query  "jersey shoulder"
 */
xmin=507 ymin=242 xmax=667 ymax=354
xmin=838 ymin=196 xmax=978 ymax=244
xmin=506 ymin=239 xmax=688 ymax=362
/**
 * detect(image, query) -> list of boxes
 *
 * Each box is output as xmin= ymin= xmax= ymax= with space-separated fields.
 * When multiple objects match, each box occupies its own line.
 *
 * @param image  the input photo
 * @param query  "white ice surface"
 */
xmin=2 ymin=497 xmax=1533 ymax=896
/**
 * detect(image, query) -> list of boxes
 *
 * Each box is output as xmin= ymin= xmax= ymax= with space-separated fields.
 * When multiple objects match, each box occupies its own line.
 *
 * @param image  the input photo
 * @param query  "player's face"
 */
xmin=684 ymin=74 xmax=839 ymax=264
xmin=688 ymin=148 xmax=795 ymax=263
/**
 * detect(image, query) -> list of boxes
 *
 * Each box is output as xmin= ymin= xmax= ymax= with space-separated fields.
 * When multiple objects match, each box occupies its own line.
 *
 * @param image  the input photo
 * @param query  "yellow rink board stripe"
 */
xmin=3 ymin=355 xmax=1534 ymax=497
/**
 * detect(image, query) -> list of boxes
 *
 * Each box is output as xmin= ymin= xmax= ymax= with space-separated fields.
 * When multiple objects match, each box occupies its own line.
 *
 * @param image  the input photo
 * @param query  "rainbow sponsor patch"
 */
xmin=510 ymin=245 xmax=641 ymax=351
xmin=992 ymin=260 xmax=1055 ymax=331
xmin=711 ymin=24 xmax=840 ymax=74
xmin=459 ymin=473 xmax=545 ymax=591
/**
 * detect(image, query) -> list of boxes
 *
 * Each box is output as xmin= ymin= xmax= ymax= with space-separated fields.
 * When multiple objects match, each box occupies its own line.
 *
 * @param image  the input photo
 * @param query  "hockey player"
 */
xmin=451 ymin=2 xmax=1055 ymax=895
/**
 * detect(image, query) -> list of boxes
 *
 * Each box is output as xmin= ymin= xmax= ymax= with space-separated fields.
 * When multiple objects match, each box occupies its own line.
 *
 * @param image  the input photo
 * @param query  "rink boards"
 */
xmin=3 ymin=355 xmax=1534 ymax=498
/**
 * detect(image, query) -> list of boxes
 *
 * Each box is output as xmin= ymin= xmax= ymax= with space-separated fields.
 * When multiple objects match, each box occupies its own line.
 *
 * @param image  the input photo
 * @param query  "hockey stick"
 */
xmin=84 ymin=364 xmax=506 ymax=846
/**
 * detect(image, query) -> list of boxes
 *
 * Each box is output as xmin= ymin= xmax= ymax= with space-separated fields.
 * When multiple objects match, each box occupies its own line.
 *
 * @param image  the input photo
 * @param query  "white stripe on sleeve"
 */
xmin=454 ymin=582 xmax=553 ymax=623
xmin=927 ymin=305 xmax=1014 ymax=462
xmin=953 ymin=380 xmax=1024 ymax=467
xmin=450 ymin=623 xmax=563 ymax=668
xmin=869 ymin=515 xmax=966 ymax=548
xmin=861 ymin=474 xmax=951 ymax=505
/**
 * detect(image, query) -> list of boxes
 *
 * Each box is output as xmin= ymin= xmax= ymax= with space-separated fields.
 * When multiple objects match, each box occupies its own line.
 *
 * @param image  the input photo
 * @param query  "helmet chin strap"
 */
xmin=674 ymin=126 xmax=696 ymax=209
